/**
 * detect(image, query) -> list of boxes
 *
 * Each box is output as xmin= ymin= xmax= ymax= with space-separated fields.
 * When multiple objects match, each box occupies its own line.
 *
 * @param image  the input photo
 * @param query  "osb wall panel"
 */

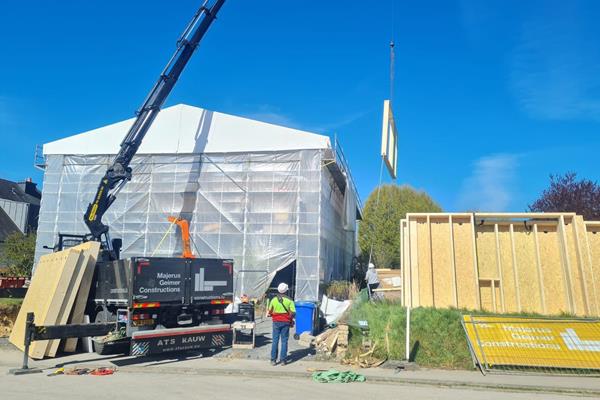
xmin=430 ymin=217 xmax=454 ymax=308
xmin=408 ymin=219 xmax=420 ymax=306
xmin=474 ymin=226 xmax=498 ymax=280
xmin=497 ymin=225 xmax=518 ymax=313
xmin=586 ymin=223 xmax=600 ymax=315
xmin=564 ymin=219 xmax=587 ymax=315
xmin=512 ymin=225 xmax=541 ymax=313
xmin=401 ymin=213 xmax=600 ymax=317
xmin=572 ymin=216 xmax=597 ymax=315
xmin=479 ymin=280 xmax=501 ymax=312
xmin=416 ymin=218 xmax=434 ymax=306
xmin=452 ymin=217 xmax=479 ymax=309
xmin=537 ymin=225 xmax=570 ymax=315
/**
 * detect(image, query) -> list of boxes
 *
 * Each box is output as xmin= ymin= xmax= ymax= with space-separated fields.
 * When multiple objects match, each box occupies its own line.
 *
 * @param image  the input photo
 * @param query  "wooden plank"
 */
xmin=448 ymin=215 xmax=458 ymax=307
xmin=427 ymin=216 xmax=436 ymax=307
xmin=9 ymin=249 xmax=82 ymax=359
xmin=585 ymin=222 xmax=600 ymax=315
xmin=470 ymin=214 xmax=482 ymax=309
xmin=532 ymin=224 xmax=547 ymax=314
xmin=571 ymin=216 xmax=591 ymax=315
xmin=64 ymin=241 xmax=101 ymax=352
xmin=430 ymin=217 xmax=454 ymax=307
xmin=509 ymin=224 xmax=522 ymax=312
xmin=474 ymin=224 xmax=498 ymax=280
xmin=46 ymin=251 xmax=90 ymax=357
xmin=399 ymin=218 xmax=405 ymax=307
xmin=511 ymin=224 xmax=539 ymax=313
xmin=558 ymin=215 xmax=575 ymax=314
xmin=538 ymin=224 xmax=570 ymax=314
xmin=452 ymin=216 xmax=479 ymax=309
xmin=409 ymin=218 xmax=419 ymax=307
xmin=497 ymin=225 xmax=517 ymax=312
xmin=494 ymin=224 xmax=506 ymax=312
xmin=416 ymin=217 xmax=433 ymax=306
xmin=479 ymin=280 xmax=491 ymax=311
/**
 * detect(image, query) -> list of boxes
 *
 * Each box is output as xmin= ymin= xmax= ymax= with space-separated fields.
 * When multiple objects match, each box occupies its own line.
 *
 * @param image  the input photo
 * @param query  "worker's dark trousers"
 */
xmin=271 ymin=321 xmax=290 ymax=362
xmin=368 ymin=283 xmax=380 ymax=297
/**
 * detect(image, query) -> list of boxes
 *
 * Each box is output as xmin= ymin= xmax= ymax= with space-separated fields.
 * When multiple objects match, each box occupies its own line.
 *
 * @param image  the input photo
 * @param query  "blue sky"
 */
xmin=1 ymin=0 xmax=599 ymax=212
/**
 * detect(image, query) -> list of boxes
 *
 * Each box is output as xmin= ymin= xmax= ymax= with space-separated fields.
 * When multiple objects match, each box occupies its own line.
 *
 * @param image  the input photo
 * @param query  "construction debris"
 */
xmin=341 ymin=341 xmax=387 ymax=368
xmin=297 ymin=332 xmax=315 ymax=347
xmin=314 ymin=323 xmax=350 ymax=358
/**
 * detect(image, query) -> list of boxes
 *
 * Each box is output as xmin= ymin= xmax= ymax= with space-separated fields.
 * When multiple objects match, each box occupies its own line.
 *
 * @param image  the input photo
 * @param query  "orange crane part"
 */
xmin=167 ymin=217 xmax=195 ymax=259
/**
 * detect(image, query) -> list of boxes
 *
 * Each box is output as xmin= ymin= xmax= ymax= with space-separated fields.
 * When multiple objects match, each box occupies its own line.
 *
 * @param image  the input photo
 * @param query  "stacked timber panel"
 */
xmin=400 ymin=213 xmax=600 ymax=317
xmin=9 ymin=242 xmax=100 ymax=359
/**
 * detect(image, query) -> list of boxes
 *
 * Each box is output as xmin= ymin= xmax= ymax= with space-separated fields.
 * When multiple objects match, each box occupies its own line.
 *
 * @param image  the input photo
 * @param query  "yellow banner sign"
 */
xmin=463 ymin=315 xmax=600 ymax=370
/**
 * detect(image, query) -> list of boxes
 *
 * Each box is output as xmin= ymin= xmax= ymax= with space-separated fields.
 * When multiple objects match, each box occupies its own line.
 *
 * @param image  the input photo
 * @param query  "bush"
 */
xmin=325 ymin=281 xmax=359 ymax=301
xmin=1 ymin=232 xmax=36 ymax=277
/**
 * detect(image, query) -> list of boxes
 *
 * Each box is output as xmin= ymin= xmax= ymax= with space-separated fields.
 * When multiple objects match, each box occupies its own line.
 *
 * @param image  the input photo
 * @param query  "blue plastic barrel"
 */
xmin=294 ymin=301 xmax=317 ymax=336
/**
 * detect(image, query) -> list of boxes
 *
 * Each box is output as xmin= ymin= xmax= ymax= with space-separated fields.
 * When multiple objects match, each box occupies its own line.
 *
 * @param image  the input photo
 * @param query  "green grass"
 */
xmin=0 ymin=298 xmax=23 ymax=307
xmin=346 ymin=296 xmax=549 ymax=370
xmin=348 ymin=301 xmax=474 ymax=369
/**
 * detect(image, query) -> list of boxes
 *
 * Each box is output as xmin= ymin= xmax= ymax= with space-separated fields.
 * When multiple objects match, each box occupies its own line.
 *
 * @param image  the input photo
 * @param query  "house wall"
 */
xmin=0 ymin=199 xmax=28 ymax=234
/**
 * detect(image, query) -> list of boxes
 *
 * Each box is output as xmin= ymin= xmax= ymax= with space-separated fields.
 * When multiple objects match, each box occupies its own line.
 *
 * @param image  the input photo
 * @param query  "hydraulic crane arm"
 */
xmin=83 ymin=0 xmax=225 ymax=257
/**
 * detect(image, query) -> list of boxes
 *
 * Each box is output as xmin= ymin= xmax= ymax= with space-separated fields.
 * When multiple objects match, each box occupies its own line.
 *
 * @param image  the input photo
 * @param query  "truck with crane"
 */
xmin=47 ymin=0 xmax=241 ymax=357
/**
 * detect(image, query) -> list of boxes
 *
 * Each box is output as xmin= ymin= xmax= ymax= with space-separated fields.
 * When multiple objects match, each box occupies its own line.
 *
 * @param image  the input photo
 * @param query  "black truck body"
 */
xmin=89 ymin=257 xmax=234 ymax=356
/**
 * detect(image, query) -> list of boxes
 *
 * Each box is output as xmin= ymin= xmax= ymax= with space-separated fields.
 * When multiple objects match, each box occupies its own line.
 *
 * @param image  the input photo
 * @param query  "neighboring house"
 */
xmin=0 ymin=178 xmax=41 ymax=241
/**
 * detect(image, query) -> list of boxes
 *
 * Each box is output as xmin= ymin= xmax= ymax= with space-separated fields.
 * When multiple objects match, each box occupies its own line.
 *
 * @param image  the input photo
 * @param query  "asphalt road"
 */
xmin=0 ymin=372 xmax=586 ymax=400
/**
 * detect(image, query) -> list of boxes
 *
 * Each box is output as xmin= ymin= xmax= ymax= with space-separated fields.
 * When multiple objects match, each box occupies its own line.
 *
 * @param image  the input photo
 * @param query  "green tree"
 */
xmin=1 ymin=232 xmax=36 ymax=277
xmin=359 ymin=185 xmax=441 ymax=269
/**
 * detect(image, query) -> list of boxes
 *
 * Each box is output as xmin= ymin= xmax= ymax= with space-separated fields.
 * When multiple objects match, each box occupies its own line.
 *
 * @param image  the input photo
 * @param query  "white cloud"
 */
xmin=510 ymin=4 xmax=600 ymax=120
xmin=457 ymin=154 xmax=520 ymax=212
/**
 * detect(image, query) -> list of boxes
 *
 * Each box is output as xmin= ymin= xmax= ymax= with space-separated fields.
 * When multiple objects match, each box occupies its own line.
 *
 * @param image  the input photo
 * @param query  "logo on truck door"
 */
xmin=194 ymin=268 xmax=228 ymax=292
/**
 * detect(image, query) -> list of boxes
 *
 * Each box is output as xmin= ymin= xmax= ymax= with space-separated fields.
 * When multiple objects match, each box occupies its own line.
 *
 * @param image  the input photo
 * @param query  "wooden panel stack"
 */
xmin=9 ymin=242 xmax=101 ymax=359
xmin=400 ymin=213 xmax=600 ymax=317
xmin=373 ymin=268 xmax=402 ymax=301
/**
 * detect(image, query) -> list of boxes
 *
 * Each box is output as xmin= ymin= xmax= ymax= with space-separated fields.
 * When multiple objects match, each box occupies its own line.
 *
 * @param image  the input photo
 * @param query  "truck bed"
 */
xmin=92 ymin=257 xmax=234 ymax=306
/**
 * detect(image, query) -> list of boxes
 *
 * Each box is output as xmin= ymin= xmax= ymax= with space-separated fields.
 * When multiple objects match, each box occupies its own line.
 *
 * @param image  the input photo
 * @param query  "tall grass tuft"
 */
xmin=348 ymin=302 xmax=474 ymax=369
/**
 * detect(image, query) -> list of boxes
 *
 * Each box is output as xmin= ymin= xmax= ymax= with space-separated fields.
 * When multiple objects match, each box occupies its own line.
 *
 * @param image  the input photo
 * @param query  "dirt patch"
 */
xmin=0 ymin=304 xmax=20 ymax=337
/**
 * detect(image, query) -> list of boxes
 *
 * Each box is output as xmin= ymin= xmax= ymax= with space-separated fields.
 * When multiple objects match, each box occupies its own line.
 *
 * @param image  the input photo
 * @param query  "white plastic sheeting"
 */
xmin=35 ymin=149 xmax=358 ymax=301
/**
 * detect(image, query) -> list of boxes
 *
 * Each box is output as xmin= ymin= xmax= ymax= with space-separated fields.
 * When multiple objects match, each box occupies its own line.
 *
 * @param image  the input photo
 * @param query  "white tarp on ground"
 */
xmin=36 ymin=104 xmax=359 ymax=302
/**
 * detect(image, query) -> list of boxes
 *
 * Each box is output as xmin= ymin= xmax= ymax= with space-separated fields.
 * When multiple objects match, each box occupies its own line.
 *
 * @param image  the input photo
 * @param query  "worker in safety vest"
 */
xmin=268 ymin=283 xmax=296 ymax=366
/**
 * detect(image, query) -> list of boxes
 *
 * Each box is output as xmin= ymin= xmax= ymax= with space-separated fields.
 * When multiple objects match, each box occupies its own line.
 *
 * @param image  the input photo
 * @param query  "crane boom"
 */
xmin=83 ymin=0 xmax=225 ymax=257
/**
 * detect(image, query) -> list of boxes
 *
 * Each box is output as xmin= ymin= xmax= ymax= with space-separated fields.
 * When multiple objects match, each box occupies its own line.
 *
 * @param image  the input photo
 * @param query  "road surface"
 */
xmin=0 ymin=371 xmax=585 ymax=400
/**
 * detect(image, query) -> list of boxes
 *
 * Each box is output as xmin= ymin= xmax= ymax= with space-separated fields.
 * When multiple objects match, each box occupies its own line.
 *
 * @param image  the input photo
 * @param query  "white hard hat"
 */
xmin=368 ymin=263 xmax=375 ymax=269
xmin=277 ymin=282 xmax=289 ymax=293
